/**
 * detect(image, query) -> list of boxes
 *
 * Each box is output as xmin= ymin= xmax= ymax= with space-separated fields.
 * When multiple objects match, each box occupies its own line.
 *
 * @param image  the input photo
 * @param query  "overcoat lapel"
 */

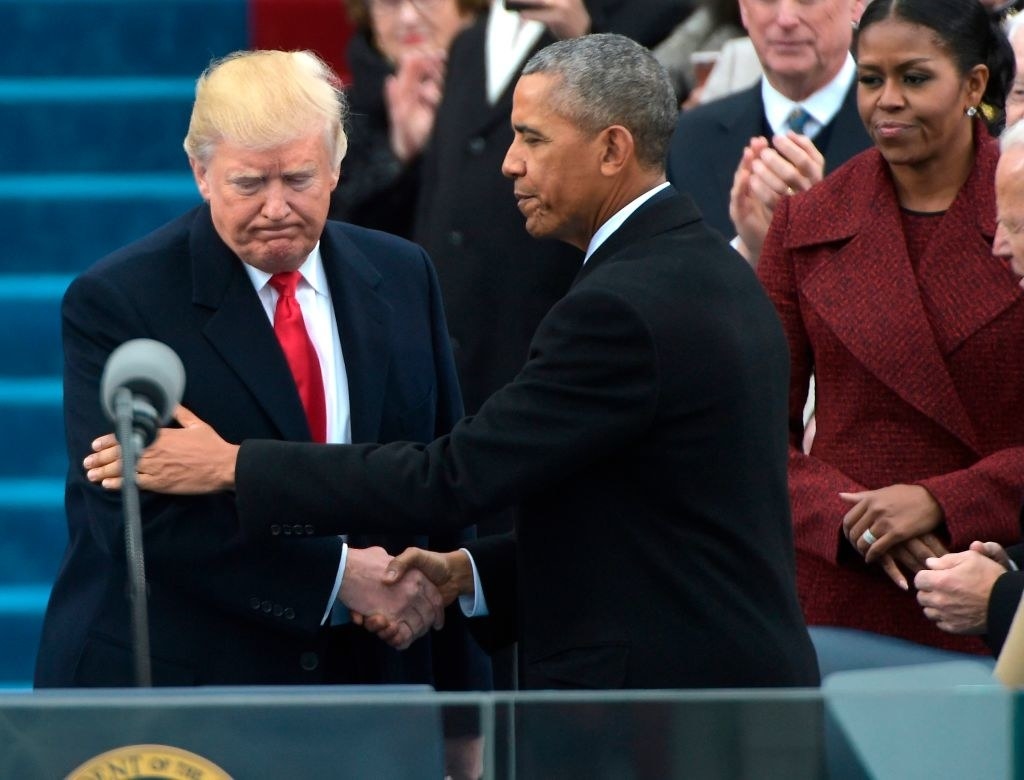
xmin=707 ymin=86 xmax=766 ymax=225
xmin=319 ymin=228 xmax=393 ymax=444
xmin=795 ymin=138 xmax=1010 ymax=451
xmin=190 ymin=208 xmax=313 ymax=441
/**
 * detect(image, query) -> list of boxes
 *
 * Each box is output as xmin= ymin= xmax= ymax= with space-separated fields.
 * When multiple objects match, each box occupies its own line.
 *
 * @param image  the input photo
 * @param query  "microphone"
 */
xmin=100 ymin=339 xmax=185 ymax=450
xmin=98 ymin=338 xmax=185 ymax=687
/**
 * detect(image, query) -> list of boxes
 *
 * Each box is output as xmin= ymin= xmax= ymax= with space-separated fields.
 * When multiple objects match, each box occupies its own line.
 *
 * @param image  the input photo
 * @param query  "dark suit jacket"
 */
xmin=758 ymin=132 xmax=1024 ymax=653
xmin=235 ymin=190 xmax=820 ymax=690
xmin=987 ymin=544 xmax=1024 ymax=656
xmin=666 ymin=76 xmax=871 ymax=237
xmin=34 ymin=206 xmax=490 ymax=695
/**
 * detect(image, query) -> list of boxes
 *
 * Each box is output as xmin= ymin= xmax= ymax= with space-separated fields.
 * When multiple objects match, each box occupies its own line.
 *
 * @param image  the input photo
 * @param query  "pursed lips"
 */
xmin=874 ymin=121 xmax=913 ymax=138
xmin=514 ymin=192 xmax=535 ymax=211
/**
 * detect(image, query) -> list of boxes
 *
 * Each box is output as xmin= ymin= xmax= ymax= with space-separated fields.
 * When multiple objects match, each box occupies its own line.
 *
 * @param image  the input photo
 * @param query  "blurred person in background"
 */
xmin=1004 ymin=12 xmax=1024 ymax=127
xmin=653 ymin=0 xmax=745 ymax=106
xmin=668 ymin=0 xmax=870 ymax=241
xmin=328 ymin=0 xmax=487 ymax=237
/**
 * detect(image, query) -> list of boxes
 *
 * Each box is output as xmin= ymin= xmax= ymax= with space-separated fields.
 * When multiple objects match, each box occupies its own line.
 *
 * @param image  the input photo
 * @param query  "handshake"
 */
xmin=340 ymin=545 xmax=475 ymax=650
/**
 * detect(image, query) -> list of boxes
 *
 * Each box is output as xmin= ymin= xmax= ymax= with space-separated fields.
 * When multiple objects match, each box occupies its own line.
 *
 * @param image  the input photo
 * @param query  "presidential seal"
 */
xmin=65 ymin=743 xmax=231 ymax=779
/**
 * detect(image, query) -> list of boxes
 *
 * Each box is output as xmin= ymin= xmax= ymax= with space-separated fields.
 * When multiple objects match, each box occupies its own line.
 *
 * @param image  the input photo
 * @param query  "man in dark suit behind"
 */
xmin=37 ymin=49 xmax=488 ymax=779
xmin=86 ymin=34 xmax=818 ymax=691
xmin=667 ymin=0 xmax=870 ymax=240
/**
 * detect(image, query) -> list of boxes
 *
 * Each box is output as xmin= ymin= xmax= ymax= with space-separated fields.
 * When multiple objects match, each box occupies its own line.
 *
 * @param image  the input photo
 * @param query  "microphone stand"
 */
xmin=114 ymin=386 xmax=152 ymax=687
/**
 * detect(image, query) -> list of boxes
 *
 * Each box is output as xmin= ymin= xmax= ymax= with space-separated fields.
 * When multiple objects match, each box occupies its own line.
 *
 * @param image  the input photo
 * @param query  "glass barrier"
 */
xmin=0 ymin=660 xmax=1016 ymax=779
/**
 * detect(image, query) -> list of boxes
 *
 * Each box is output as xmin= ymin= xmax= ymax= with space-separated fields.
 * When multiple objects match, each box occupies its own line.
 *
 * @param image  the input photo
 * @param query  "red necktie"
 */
xmin=269 ymin=271 xmax=327 ymax=442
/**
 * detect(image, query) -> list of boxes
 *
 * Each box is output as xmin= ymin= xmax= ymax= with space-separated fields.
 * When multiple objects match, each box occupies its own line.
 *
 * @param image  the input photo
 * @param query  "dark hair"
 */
xmin=854 ymin=0 xmax=1014 ymax=123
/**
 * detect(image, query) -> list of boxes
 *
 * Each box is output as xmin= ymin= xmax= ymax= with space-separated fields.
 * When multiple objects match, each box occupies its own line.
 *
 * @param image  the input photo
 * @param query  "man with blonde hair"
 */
xmin=35 ymin=50 xmax=489 ymax=773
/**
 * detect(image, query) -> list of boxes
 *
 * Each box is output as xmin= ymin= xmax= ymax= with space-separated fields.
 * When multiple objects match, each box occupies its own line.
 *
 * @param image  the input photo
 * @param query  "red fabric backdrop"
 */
xmin=249 ymin=0 xmax=355 ymax=85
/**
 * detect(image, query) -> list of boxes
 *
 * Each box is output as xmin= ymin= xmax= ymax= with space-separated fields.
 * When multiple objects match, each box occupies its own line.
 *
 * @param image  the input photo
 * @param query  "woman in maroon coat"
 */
xmin=757 ymin=0 xmax=1021 ymax=655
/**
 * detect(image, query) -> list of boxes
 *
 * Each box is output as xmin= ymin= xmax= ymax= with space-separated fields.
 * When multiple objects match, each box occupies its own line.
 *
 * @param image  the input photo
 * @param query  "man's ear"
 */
xmin=189 ymin=157 xmax=211 ymax=201
xmin=598 ymin=125 xmax=635 ymax=176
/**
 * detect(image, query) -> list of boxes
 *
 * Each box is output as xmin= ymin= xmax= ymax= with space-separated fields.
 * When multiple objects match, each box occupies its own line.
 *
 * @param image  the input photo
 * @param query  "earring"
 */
xmin=965 ymin=105 xmax=979 ymax=118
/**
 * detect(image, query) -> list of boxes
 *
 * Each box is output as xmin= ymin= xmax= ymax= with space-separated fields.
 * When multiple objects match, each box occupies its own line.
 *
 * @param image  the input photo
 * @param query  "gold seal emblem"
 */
xmin=65 ymin=743 xmax=231 ymax=779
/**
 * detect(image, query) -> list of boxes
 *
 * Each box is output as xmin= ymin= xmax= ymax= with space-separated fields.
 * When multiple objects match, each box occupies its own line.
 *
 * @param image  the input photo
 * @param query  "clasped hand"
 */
xmin=915 ymin=541 xmax=1012 ymax=635
xmin=341 ymin=546 xmax=446 ymax=650
xmin=840 ymin=484 xmax=946 ymax=590
xmin=360 ymin=547 xmax=474 ymax=649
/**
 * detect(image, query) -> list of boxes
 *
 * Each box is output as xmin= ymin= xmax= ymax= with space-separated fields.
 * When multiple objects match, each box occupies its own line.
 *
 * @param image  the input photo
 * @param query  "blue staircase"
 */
xmin=0 ymin=0 xmax=248 ymax=686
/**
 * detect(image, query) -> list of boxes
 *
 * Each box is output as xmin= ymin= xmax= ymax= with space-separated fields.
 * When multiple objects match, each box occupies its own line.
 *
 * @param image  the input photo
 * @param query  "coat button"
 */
xmin=448 ymin=230 xmax=463 ymax=246
xmin=284 ymin=607 xmax=295 ymax=620
xmin=261 ymin=600 xmax=273 ymax=613
xmin=270 ymin=524 xmax=281 ymax=536
xmin=304 ymin=524 xmax=314 ymax=535
xmin=293 ymin=524 xmax=304 ymax=535
xmin=273 ymin=604 xmax=284 ymax=617
xmin=467 ymin=137 xmax=486 ymax=155
xmin=249 ymin=597 xmax=261 ymax=610
xmin=300 ymin=651 xmax=319 ymax=671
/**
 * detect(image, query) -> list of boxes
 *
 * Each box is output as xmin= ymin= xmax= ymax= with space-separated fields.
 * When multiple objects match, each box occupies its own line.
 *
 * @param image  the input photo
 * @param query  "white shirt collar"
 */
xmin=761 ymin=53 xmax=856 ymax=137
xmin=584 ymin=182 xmax=671 ymax=264
xmin=243 ymin=242 xmax=328 ymax=296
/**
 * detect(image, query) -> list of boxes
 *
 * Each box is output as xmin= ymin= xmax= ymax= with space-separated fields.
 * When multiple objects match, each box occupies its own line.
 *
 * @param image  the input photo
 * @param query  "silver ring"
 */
xmin=861 ymin=529 xmax=877 ymax=546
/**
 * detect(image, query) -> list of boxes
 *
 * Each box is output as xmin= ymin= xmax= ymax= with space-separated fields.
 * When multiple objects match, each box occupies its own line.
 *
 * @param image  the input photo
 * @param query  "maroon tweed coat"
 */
xmin=758 ymin=131 xmax=1024 ymax=652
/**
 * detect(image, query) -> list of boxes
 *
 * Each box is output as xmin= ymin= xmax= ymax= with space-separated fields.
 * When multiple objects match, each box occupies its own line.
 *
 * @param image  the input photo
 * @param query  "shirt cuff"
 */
xmin=457 ymin=546 xmax=489 ymax=618
xmin=322 ymin=541 xmax=349 ymax=626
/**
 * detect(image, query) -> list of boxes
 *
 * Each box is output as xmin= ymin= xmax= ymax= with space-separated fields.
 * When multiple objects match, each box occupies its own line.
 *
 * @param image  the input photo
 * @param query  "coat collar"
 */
xmin=575 ymin=187 xmax=703 ymax=284
xmin=189 ymin=208 xmax=392 ymax=443
xmin=788 ymin=130 xmax=1012 ymax=450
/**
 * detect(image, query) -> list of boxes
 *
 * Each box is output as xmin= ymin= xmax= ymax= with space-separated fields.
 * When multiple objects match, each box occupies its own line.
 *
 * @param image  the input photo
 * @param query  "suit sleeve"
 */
xmin=916 ymin=449 xmax=1024 ymax=550
xmin=62 ymin=270 xmax=343 ymax=636
xmin=757 ymin=197 xmax=868 ymax=566
xmin=462 ymin=532 xmax=519 ymax=653
xmin=236 ymin=283 xmax=659 ymax=536
xmin=987 ymin=570 xmax=1024 ymax=656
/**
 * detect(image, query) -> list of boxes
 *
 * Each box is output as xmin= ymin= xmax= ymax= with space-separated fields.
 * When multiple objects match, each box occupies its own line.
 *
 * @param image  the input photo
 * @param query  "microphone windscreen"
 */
xmin=100 ymin=339 xmax=186 ymax=424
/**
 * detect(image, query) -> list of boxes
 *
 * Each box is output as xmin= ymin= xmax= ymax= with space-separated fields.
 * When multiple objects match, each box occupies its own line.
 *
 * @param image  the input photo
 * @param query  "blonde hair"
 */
xmin=183 ymin=50 xmax=348 ymax=169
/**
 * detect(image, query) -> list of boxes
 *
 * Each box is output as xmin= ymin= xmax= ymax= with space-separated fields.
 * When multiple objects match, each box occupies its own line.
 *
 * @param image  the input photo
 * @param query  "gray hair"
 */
xmin=1001 ymin=117 xmax=1024 ymax=151
xmin=521 ymin=33 xmax=678 ymax=170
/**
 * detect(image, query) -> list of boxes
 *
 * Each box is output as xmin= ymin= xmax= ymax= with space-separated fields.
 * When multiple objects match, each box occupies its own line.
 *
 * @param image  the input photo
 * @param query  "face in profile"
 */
xmin=191 ymin=130 xmax=340 ymax=274
xmin=1005 ymin=28 xmax=1024 ymax=128
xmin=855 ymin=16 xmax=986 ymax=169
xmin=369 ymin=0 xmax=469 ymax=62
xmin=501 ymin=73 xmax=606 ymax=251
xmin=995 ymin=147 xmax=1024 ymax=283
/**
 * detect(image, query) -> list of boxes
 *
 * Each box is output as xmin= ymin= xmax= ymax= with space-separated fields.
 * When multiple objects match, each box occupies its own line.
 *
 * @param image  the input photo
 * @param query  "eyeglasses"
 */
xmin=369 ymin=0 xmax=443 ymax=13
